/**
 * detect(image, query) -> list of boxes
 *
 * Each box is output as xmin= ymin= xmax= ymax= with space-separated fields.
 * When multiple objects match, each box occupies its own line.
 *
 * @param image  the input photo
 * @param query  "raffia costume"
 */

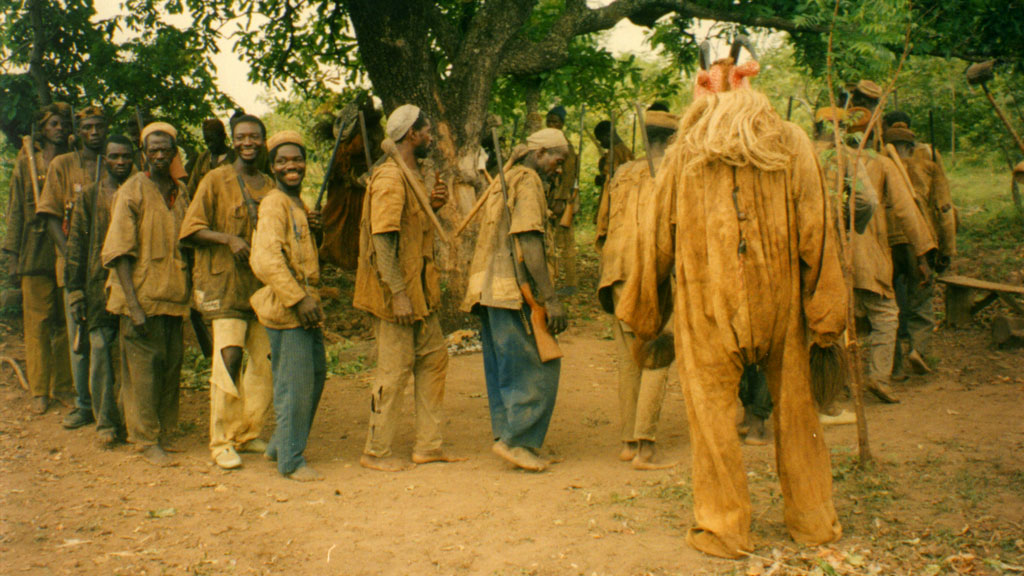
xmin=617 ymin=58 xmax=846 ymax=558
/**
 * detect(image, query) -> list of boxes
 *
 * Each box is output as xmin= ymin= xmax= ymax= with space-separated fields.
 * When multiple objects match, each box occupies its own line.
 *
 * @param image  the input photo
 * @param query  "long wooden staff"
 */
xmin=379 ymin=139 xmax=450 ymax=244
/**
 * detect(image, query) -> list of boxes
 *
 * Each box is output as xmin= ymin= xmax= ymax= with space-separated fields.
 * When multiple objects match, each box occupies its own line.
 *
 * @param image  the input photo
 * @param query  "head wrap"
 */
xmin=815 ymin=107 xmax=848 ymax=123
xmin=645 ymin=110 xmax=679 ymax=130
xmin=547 ymin=105 xmax=567 ymax=121
xmin=36 ymin=102 xmax=71 ymax=128
xmin=140 ymin=121 xmax=177 ymax=145
xmin=75 ymin=106 xmax=105 ymax=121
xmin=526 ymin=128 xmax=569 ymax=151
xmin=386 ymin=104 xmax=421 ymax=142
xmin=854 ymin=80 xmax=883 ymax=100
xmin=883 ymin=121 xmax=915 ymax=144
xmin=695 ymin=57 xmax=760 ymax=98
xmin=266 ymin=130 xmax=305 ymax=157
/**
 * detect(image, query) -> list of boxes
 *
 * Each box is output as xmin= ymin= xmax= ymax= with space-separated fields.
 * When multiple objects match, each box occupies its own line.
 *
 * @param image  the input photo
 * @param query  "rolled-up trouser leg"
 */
xmin=267 ymin=326 xmax=325 ymax=476
xmin=364 ymin=318 xmax=414 ymax=458
xmin=906 ymin=277 xmax=936 ymax=356
xmin=209 ymin=317 xmax=273 ymax=457
xmin=555 ymin=225 xmax=577 ymax=288
xmin=411 ymin=315 xmax=448 ymax=456
xmin=613 ymin=319 xmax=642 ymax=442
xmin=634 ymin=361 xmax=669 ymax=442
xmin=763 ymin=320 xmax=842 ymax=549
xmin=63 ymin=288 xmax=91 ymax=412
xmin=480 ymin=306 xmax=560 ymax=450
xmin=854 ymin=289 xmax=899 ymax=384
xmin=21 ymin=275 xmax=71 ymax=398
xmin=89 ymin=326 xmax=122 ymax=433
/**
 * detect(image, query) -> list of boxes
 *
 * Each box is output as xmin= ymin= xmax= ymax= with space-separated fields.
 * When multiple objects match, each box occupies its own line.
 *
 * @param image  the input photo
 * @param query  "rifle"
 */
xmin=558 ymin=104 xmax=585 ymax=229
xmin=315 ymin=115 xmax=347 ymax=212
xmin=786 ymin=96 xmax=794 ymax=121
xmin=358 ymin=111 xmax=374 ymax=179
xmin=631 ymin=112 xmax=637 ymax=154
xmin=235 ymin=173 xmax=260 ymax=229
xmin=379 ymin=139 xmax=450 ymax=244
xmin=928 ymin=110 xmax=937 ymax=163
xmin=635 ymin=102 xmax=655 ymax=178
xmin=490 ymin=127 xmax=563 ymax=363
xmin=22 ymin=130 xmax=41 ymax=208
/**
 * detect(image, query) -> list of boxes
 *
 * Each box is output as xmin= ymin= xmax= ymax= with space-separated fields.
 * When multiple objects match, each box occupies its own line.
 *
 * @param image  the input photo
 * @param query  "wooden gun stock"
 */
xmin=519 ymin=282 xmax=563 ymax=362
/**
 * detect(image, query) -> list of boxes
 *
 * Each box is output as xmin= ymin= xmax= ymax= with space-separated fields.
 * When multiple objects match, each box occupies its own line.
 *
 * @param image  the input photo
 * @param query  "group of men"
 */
xmin=4 ymin=54 xmax=956 ymax=556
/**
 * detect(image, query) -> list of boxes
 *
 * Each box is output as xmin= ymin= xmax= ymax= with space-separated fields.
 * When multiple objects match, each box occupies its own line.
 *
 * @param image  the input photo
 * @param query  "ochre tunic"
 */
xmin=37 ymin=151 xmax=100 ymax=286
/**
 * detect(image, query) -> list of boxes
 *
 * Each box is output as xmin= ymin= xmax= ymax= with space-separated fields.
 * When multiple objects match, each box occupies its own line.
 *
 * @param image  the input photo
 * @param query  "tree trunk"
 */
xmin=28 ymin=0 xmax=51 ymax=106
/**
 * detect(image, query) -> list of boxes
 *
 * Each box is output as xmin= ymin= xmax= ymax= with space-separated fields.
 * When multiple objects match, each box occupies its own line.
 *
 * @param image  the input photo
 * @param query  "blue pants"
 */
xmin=266 ymin=327 xmax=326 ymax=476
xmin=64 ymin=289 xmax=91 ymax=412
xmin=89 ymin=326 xmax=122 ymax=434
xmin=479 ymin=306 xmax=560 ymax=450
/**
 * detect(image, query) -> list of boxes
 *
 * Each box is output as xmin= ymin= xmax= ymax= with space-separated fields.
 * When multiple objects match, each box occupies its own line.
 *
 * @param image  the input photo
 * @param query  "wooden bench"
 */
xmin=936 ymin=275 xmax=1024 ymax=328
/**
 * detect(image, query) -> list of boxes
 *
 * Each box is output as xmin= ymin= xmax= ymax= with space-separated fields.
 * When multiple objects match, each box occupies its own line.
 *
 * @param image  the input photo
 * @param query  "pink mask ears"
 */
xmin=729 ymin=60 xmax=761 ymax=91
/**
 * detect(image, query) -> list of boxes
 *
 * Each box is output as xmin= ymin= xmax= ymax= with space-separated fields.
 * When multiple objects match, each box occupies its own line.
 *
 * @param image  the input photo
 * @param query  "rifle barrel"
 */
xmin=315 ymin=117 xmax=348 ymax=211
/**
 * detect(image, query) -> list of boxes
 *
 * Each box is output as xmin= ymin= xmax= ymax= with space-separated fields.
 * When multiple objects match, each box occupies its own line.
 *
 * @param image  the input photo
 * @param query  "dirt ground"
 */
xmin=1 ymin=283 xmax=1022 ymax=576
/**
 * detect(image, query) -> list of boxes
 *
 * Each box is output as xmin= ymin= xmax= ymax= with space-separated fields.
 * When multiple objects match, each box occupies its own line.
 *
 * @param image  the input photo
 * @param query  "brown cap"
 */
xmin=266 ymin=130 xmax=305 ymax=155
xmin=883 ymin=121 xmax=915 ymax=144
xmin=75 ymin=105 xmax=105 ymax=121
xmin=645 ymin=110 xmax=679 ymax=130
xmin=854 ymin=80 xmax=883 ymax=99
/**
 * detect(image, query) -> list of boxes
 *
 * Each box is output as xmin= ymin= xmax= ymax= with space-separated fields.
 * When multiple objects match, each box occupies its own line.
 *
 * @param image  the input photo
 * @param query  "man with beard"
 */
xmin=616 ymin=51 xmax=846 ymax=557
xmin=3 ymin=103 xmax=74 ymax=414
xmin=65 ymin=135 xmax=135 ymax=446
xmin=102 ymin=122 xmax=191 ymax=466
xmin=37 ymin=105 xmax=109 ymax=429
xmin=249 ymin=131 xmax=326 ymax=482
xmin=179 ymin=115 xmax=275 ymax=470
xmin=186 ymin=118 xmax=236 ymax=195
xmin=544 ymin=105 xmax=579 ymax=294
xmin=596 ymin=106 xmax=679 ymax=469
xmin=354 ymin=104 xmax=459 ymax=472
xmin=462 ymin=128 xmax=569 ymax=473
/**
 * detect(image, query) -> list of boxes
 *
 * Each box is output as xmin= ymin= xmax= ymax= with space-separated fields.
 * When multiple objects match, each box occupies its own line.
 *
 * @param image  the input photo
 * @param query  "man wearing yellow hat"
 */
xmin=37 ymin=105 xmax=109 ymax=429
xmin=596 ymin=104 xmax=679 ymax=470
xmin=180 ymin=114 xmax=276 ymax=470
xmin=249 ymin=131 xmax=326 ymax=481
xmin=2 ymin=103 xmax=73 ymax=415
xmin=354 ymin=104 xmax=458 ymax=472
xmin=102 ymin=122 xmax=191 ymax=466
xmin=462 ymin=127 xmax=569 ymax=473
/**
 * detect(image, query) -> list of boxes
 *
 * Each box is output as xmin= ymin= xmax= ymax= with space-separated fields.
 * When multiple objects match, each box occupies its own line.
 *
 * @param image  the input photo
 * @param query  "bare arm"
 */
xmin=113 ymin=256 xmax=147 ymax=334
xmin=185 ymin=229 xmax=250 ymax=261
xmin=372 ymin=231 xmax=413 ymax=325
xmin=517 ymin=231 xmax=565 ymax=333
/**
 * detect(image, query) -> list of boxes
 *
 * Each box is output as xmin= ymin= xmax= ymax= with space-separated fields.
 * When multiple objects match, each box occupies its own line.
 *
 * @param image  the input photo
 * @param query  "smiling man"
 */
xmin=462 ymin=127 xmax=569 ymax=473
xmin=179 ymin=114 xmax=276 ymax=470
xmin=249 ymin=131 xmax=326 ymax=482
xmin=102 ymin=122 xmax=191 ymax=467
xmin=37 ymin=105 xmax=109 ymax=429
xmin=65 ymin=135 xmax=135 ymax=446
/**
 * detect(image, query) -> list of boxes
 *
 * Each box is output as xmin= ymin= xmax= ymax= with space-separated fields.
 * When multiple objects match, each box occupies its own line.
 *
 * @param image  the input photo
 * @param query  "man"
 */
xmin=596 ymin=107 xmax=678 ymax=469
xmin=462 ymin=127 xmax=569 ymax=472
xmin=179 ymin=114 xmax=275 ymax=470
xmin=544 ymin=105 xmax=579 ymax=295
xmin=37 ymin=105 xmax=109 ymax=429
xmin=594 ymin=120 xmax=633 ymax=231
xmin=616 ymin=52 xmax=846 ymax=558
xmin=353 ymin=104 xmax=459 ymax=472
xmin=884 ymin=121 xmax=956 ymax=374
xmin=249 ymin=131 xmax=326 ymax=482
xmin=2 ymin=103 xmax=73 ymax=414
xmin=846 ymin=83 xmax=937 ymax=401
xmin=102 ymin=122 xmax=191 ymax=467
xmin=185 ymin=118 xmax=236 ymax=195
xmin=65 ymin=135 xmax=135 ymax=446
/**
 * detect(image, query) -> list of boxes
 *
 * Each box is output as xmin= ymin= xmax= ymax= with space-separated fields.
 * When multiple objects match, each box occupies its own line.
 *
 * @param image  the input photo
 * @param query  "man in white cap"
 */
xmin=102 ymin=122 xmax=191 ymax=466
xmin=354 ymin=104 xmax=459 ymax=472
xmin=462 ymin=127 xmax=569 ymax=472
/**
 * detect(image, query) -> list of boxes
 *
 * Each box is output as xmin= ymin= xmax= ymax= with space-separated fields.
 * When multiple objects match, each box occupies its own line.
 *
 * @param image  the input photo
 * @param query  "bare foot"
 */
xmin=287 ymin=466 xmax=324 ymax=482
xmin=631 ymin=440 xmax=678 ymax=470
xmin=743 ymin=417 xmax=770 ymax=446
xmin=360 ymin=453 xmax=415 ymax=472
xmin=412 ymin=450 xmax=468 ymax=464
xmin=141 ymin=445 xmax=172 ymax=467
xmin=492 ymin=441 xmax=547 ymax=472
xmin=618 ymin=441 xmax=638 ymax=462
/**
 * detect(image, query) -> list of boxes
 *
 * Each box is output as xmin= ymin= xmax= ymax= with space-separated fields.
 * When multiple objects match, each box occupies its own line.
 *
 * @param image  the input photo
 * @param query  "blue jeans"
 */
xmin=89 ymin=326 xmax=122 ymax=434
xmin=479 ymin=306 xmax=560 ymax=450
xmin=265 ymin=327 xmax=326 ymax=476
xmin=64 ymin=289 xmax=91 ymax=412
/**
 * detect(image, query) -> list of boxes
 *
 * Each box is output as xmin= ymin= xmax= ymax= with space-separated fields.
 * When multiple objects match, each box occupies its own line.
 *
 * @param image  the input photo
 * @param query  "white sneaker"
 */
xmin=214 ymin=447 xmax=242 ymax=469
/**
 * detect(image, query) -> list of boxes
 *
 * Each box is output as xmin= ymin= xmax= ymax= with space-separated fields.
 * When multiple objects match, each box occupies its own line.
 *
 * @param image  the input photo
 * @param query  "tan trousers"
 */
xmin=554 ymin=224 xmax=577 ymax=288
xmin=364 ymin=315 xmax=448 ymax=458
xmin=209 ymin=317 xmax=273 ymax=457
xmin=120 ymin=315 xmax=183 ymax=447
xmin=612 ymin=319 xmax=669 ymax=442
xmin=20 ymin=275 xmax=72 ymax=398
xmin=854 ymin=289 xmax=899 ymax=385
